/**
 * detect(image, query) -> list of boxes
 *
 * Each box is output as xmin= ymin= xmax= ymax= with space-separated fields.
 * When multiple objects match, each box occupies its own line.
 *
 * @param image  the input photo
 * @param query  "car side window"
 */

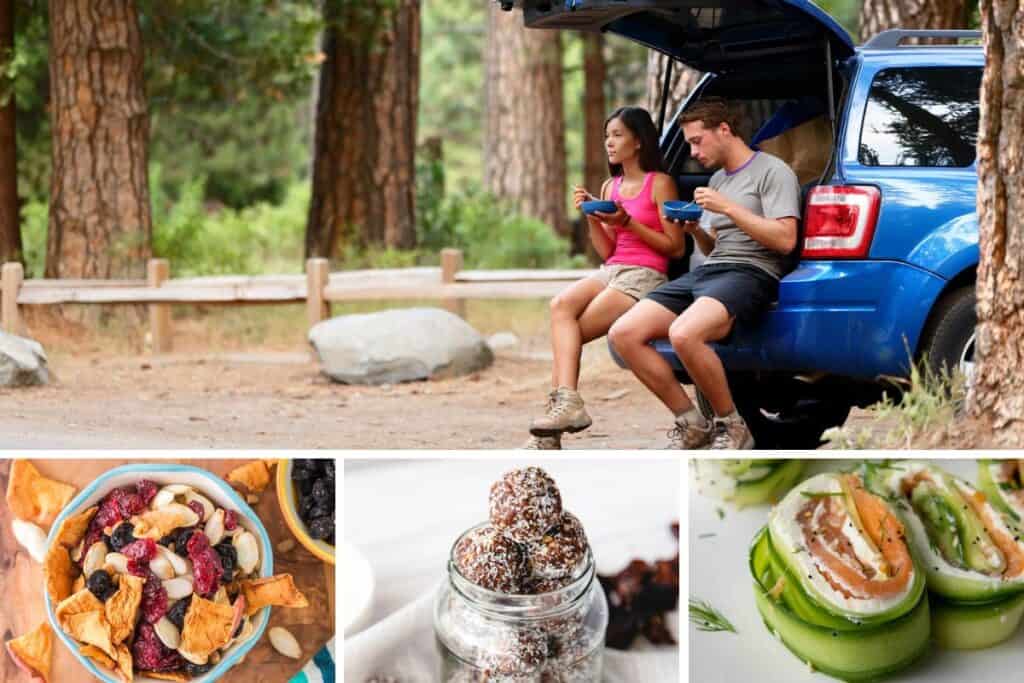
xmin=859 ymin=67 xmax=982 ymax=168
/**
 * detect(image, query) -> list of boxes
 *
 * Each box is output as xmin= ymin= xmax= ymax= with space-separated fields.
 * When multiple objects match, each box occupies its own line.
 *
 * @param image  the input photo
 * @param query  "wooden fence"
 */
xmin=0 ymin=249 xmax=594 ymax=352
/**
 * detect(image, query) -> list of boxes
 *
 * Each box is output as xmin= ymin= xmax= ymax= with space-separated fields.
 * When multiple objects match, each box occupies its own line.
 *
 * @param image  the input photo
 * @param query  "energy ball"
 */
xmin=454 ymin=524 xmax=529 ymax=593
xmin=529 ymin=511 xmax=588 ymax=580
xmin=489 ymin=467 xmax=563 ymax=543
xmin=479 ymin=626 xmax=548 ymax=676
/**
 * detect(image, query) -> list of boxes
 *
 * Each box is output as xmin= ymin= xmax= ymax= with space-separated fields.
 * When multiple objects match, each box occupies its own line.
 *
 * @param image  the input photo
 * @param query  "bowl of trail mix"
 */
xmin=42 ymin=464 xmax=309 ymax=683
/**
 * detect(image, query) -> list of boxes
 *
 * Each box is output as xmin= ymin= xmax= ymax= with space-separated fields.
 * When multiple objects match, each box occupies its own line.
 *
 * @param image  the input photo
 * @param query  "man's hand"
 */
xmin=594 ymin=201 xmax=630 ymax=228
xmin=664 ymin=217 xmax=701 ymax=235
xmin=693 ymin=187 xmax=732 ymax=215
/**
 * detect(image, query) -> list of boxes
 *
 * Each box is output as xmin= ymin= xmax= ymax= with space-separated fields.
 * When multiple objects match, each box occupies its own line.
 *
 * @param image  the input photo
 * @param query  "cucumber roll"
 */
xmin=750 ymin=472 xmax=929 ymax=681
xmin=864 ymin=461 xmax=1024 ymax=649
xmin=693 ymin=459 xmax=805 ymax=507
xmin=977 ymin=459 xmax=1024 ymax=522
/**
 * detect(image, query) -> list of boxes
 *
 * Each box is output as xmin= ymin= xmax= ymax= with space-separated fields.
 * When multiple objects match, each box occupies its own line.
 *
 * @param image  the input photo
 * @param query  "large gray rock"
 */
xmin=309 ymin=307 xmax=494 ymax=385
xmin=0 ymin=331 xmax=49 ymax=387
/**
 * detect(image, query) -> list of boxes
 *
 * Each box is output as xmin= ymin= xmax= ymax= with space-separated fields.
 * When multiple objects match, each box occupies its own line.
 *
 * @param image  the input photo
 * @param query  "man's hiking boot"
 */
xmin=665 ymin=411 xmax=713 ymax=449
xmin=710 ymin=411 xmax=755 ymax=450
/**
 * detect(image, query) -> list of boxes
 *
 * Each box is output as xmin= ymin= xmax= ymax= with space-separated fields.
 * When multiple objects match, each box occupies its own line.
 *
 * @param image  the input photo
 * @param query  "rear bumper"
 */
xmin=635 ymin=260 xmax=947 ymax=380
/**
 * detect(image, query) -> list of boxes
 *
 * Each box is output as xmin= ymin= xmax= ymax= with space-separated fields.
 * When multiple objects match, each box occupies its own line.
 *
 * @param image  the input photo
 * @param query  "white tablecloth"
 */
xmin=343 ymin=459 xmax=680 ymax=682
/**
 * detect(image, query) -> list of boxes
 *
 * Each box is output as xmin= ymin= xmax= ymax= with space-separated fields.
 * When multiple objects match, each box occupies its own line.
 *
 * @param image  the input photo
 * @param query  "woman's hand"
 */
xmin=664 ymin=218 xmax=701 ymax=235
xmin=594 ymin=201 xmax=630 ymax=228
xmin=573 ymin=185 xmax=596 ymax=211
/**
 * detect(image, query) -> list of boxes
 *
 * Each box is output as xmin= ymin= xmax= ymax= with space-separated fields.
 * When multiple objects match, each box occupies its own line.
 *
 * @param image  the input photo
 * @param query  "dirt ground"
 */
xmin=0 ymin=304 xmax=886 ymax=449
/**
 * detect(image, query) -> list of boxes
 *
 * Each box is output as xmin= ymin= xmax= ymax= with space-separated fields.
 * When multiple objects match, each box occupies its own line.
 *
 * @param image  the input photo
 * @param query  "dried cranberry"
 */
xmin=187 ymin=531 xmax=223 ymax=597
xmin=122 ymin=538 xmax=157 ymax=563
xmin=140 ymin=571 xmax=169 ymax=623
xmin=132 ymin=622 xmax=184 ymax=672
xmin=118 ymin=492 xmax=147 ymax=518
xmin=186 ymin=500 xmax=206 ymax=522
xmin=223 ymin=510 xmax=238 ymax=531
xmin=137 ymin=479 xmax=158 ymax=506
xmin=95 ymin=488 xmax=129 ymax=527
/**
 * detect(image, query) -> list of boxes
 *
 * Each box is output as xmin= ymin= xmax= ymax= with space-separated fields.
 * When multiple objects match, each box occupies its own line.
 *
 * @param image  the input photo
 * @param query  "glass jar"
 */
xmin=434 ymin=523 xmax=608 ymax=682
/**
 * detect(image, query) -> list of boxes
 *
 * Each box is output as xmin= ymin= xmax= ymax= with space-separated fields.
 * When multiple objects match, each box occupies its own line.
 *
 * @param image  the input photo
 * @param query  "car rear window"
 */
xmin=859 ymin=67 xmax=982 ymax=168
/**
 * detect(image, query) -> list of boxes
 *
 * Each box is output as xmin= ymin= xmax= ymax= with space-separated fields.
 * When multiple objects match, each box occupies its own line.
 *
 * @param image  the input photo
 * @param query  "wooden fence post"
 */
xmin=306 ymin=258 xmax=330 ymax=329
xmin=1 ymin=261 xmax=24 ymax=336
xmin=147 ymin=258 xmax=171 ymax=353
xmin=440 ymin=248 xmax=466 ymax=318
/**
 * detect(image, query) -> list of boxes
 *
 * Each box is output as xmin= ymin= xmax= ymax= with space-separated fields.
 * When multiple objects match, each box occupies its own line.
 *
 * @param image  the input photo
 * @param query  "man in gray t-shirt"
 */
xmin=609 ymin=97 xmax=802 ymax=450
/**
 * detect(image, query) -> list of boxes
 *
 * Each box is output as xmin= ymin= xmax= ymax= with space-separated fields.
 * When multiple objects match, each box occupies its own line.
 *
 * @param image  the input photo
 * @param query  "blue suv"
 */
xmin=507 ymin=1 xmax=983 ymax=448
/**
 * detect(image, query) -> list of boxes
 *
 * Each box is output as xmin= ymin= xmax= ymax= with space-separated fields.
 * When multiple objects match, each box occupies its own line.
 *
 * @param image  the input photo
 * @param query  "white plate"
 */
xmin=689 ymin=458 xmax=1024 ymax=683
xmin=343 ymin=541 xmax=375 ymax=637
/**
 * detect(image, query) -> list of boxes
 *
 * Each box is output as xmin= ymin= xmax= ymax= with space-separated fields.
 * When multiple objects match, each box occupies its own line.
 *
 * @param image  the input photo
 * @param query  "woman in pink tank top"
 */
xmin=525 ymin=107 xmax=686 ymax=449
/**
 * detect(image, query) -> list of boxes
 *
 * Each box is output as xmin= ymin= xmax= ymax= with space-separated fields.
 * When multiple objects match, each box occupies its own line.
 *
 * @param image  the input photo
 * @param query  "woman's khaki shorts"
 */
xmin=590 ymin=264 xmax=667 ymax=301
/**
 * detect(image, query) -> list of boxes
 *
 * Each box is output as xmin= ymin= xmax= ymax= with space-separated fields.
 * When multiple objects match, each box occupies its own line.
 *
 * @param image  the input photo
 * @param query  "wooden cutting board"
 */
xmin=0 ymin=458 xmax=335 ymax=683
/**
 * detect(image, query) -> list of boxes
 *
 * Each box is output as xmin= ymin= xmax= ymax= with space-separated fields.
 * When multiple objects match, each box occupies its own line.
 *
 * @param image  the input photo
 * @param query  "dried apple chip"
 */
xmin=63 ymin=611 xmax=115 ymax=660
xmin=105 ymin=574 xmax=144 ymax=645
xmin=5 ymin=459 xmax=76 ymax=527
xmin=54 ymin=506 xmax=97 ymax=549
xmin=55 ymin=588 xmax=104 ymax=630
xmin=72 ymin=575 xmax=86 ymax=594
xmin=144 ymin=672 xmax=188 ymax=682
xmin=5 ymin=621 xmax=53 ymax=683
xmin=227 ymin=460 xmax=270 ymax=493
xmin=180 ymin=594 xmax=236 ymax=660
xmin=131 ymin=503 xmax=200 ymax=540
xmin=43 ymin=543 xmax=75 ymax=605
xmin=114 ymin=643 xmax=133 ymax=683
xmin=240 ymin=573 xmax=309 ymax=616
xmin=79 ymin=643 xmax=116 ymax=669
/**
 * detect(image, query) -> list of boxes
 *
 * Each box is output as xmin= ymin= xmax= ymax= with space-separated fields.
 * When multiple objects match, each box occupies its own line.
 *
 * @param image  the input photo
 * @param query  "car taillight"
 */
xmin=802 ymin=185 xmax=881 ymax=259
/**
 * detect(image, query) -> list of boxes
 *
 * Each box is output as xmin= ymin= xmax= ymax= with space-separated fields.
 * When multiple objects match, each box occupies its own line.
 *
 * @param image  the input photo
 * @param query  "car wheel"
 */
xmin=700 ymin=378 xmax=852 ymax=450
xmin=918 ymin=285 xmax=976 ymax=384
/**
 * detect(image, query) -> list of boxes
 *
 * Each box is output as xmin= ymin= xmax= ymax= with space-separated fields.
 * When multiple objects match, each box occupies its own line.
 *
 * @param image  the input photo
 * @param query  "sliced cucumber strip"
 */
xmin=930 ymin=591 xmax=1024 ymax=650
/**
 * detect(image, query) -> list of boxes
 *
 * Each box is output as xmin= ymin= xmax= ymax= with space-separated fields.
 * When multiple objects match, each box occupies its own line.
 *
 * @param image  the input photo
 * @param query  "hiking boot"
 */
xmin=665 ymin=411 xmax=713 ymax=449
xmin=530 ymin=387 xmax=592 ymax=436
xmin=710 ymin=411 xmax=755 ymax=450
xmin=521 ymin=434 xmax=562 ymax=450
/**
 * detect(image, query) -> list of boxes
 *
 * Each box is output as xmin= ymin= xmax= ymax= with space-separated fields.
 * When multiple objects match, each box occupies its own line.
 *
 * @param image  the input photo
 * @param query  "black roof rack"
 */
xmin=863 ymin=29 xmax=982 ymax=49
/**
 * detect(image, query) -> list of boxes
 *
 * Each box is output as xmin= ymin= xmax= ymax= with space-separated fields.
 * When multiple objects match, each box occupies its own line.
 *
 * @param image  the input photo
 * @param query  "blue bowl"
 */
xmin=663 ymin=200 xmax=703 ymax=222
xmin=581 ymin=200 xmax=617 ymax=215
xmin=44 ymin=464 xmax=274 ymax=683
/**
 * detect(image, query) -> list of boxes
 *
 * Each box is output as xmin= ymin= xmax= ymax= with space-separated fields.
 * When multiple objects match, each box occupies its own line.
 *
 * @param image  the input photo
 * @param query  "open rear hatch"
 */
xmin=505 ymin=0 xmax=854 ymax=73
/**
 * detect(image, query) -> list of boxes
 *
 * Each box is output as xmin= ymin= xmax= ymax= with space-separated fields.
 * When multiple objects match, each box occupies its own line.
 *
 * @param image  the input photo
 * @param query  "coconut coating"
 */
xmin=478 ymin=625 xmax=548 ymax=676
xmin=454 ymin=524 xmax=529 ymax=593
xmin=489 ymin=467 xmax=563 ymax=543
xmin=529 ymin=511 xmax=588 ymax=580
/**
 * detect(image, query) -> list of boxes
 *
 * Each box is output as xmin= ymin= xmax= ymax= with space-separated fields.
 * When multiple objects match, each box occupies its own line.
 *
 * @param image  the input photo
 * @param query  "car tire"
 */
xmin=917 ymin=285 xmax=976 ymax=380
xmin=700 ymin=378 xmax=852 ymax=450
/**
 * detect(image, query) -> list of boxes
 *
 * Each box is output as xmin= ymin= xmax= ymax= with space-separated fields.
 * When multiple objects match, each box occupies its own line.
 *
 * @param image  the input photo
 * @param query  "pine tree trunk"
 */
xmin=577 ymin=32 xmax=606 ymax=258
xmin=970 ymin=0 xmax=1024 ymax=444
xmin=0 ymin=0 xmax=19 ymax=265
xmin=858 ymin=0 xmax=969 ymax=43
xmin=485 ymin=7 xmax=568 ymax=238
xmin=645 ymin=52 xmax=700 ymax=127
xmin=46 ymin=0 xmax=151 ymax=279
xmin=306 ymin=0 xmax=419 ymax=259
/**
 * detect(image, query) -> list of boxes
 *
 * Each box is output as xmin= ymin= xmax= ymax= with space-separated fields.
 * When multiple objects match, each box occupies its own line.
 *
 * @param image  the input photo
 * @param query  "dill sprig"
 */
xmin=689 ymin=598 xmax=737 ymax=633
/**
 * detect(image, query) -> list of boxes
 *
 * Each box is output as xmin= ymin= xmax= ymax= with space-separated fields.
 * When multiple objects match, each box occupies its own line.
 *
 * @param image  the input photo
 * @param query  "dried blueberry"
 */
xmin=324 ymin=460 xmax=335 ymax=481
xmin=309 ymin=517 xmax=334 ymax=540
xmin=215 ymin=542 xmax=238 ymax=583
xmin=110 ymin=522 xmax=136 ymax=552
xmin=185 ymin=662 xmax=213 ymax=676
xmin=166 ymin=594 xmax=192 ymax=630
xmin=312 ymin=478 xmax=332 ymax=505
xmin=87 ymin=570 xmax=117 ymax=602
xmin=292 ymin=460 xmax=318 ymax=481
xmin=172 ymin=528 xmax=197 ymax=558
xmin=308 ymin=504 xmax=331 ymax=521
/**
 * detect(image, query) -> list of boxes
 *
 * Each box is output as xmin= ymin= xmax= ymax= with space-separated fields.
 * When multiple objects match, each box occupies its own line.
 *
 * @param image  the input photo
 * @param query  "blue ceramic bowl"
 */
xmin=581 ymin=199 xmax=617 ymax=215
xmin=662 ymin=200 xmax=703 ymax=222
xmin=44 ymin=464 xmax=274 ymax=683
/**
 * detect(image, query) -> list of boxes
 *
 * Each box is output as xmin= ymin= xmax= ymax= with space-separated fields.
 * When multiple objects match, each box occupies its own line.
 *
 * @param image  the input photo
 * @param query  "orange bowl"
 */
xmin=276 ymin=458 xmax=335 ymax=564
